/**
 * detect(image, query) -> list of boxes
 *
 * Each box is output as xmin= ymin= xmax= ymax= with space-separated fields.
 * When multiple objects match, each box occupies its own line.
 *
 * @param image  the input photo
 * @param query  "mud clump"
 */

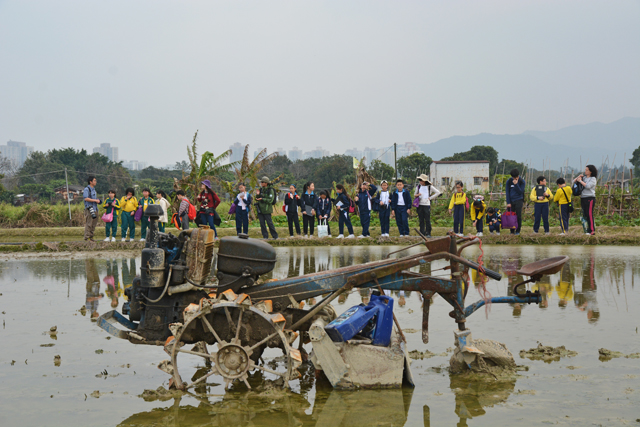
xmin=519 ymin=343 xmax=577 ymax=362
xmin=54 ymin=355 xmax=61 ymax=366
xmin=450 ymin=339 xmax=517 ymax=377
xmin=598 ymin=348 xmax=640 ymax=361
xmin=409 ymin=349 xmax=446 ymax=360
xmin=140 ymin=386 xmax=184 ymax=402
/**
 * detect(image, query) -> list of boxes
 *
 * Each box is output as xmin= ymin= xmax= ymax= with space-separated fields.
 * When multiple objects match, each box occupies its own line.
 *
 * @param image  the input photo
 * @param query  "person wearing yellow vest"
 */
xmin=530 ymin=176 xmax=553 ymax=234
xmin=470 ymin=197 xmax=487 ymax=236
xmin=138 ymin=188 xmax=155 ymax=242
xmin=119 ymin=188 xmax=138 ymax=242
xmin=553 ymin=177 xmax=573 ymax=235
xmin=448 ymin=181 xmax=467 ymax=237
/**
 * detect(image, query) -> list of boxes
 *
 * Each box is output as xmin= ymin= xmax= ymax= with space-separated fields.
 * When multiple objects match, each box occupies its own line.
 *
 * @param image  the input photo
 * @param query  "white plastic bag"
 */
xmin=318 ymin=219 xmax=329 ymax=238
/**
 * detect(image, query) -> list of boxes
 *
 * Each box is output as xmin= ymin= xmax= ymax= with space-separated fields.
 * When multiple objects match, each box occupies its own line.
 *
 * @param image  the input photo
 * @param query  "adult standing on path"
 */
xmin=574 ymin=165 xmax=598 ymax=235
xmin=505 ymin=169 xmax=525 ymax=235
xmin=83 ymin=176 xmax=101 ymax=242
xmin=255 ymin=176 xmax=279 ymax=240
xmin=414 ymin=174 xmax=441 ymax=238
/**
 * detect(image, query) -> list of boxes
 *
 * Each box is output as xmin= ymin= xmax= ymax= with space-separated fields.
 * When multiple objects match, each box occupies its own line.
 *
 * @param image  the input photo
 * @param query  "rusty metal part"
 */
xmin=516 ymin=256 xmax=569 ymax=280
xmin=185 ymin=228 xmax=215 ymax=285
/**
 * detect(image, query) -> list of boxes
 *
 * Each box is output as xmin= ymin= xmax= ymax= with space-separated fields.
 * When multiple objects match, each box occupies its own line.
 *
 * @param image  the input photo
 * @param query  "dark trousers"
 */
xmin=199 ymin=212 xmax=218 ymax=236
xmin=581 ymin=197 xmax=596 ymax=234
xmin=140 ymin=216 xmax=150 ymax=239
xmin=453 ymin=204 xmax=465 ymax=234
xmin=559 ymin=204 xmax=570 ymax=233
xmin=259 ymin=213 xmax=278 ymax=238
xmin=417 ymin=205 xmax=431 ymax=236
xmin=105 ymin=219 xmax=118 ymax=238
xmin=235 ymin=209 xmax=249 ymax=235
xmin=360 ymin=211 xmax=371 ymax=236
xmin=394 ymin=208 xmax=409 ymax=236
xmin=475 ymin=218 xmax=484 ymax=233
xmin=533 ymin=203 xmax=549 ymax=233
xmin=303 ymin=214 xmax=315 ymax=235
xmin=121 ymin=211 xmax=135 ymax=239
xmin=180 ymin=212 xmax=190 ymax=230
xmin=488 ymin=223 xmax=500 ymax=233
xmin=287 ymin=214 xmax=301 ymax=236
xmin=338 ymin=211 xmax=354 ymax=236
xmin=379 ymin=207 xmax=390 ymax=235
xmin=510 ymin=200 xmax=523 ymax=234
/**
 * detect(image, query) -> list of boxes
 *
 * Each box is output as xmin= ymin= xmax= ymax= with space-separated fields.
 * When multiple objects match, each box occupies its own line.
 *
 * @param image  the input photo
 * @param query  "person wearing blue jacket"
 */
xmin=354 ymin=181 xmax=377 ymax=238
xmin=234 ymin=183 xmax=252 ymax=235
xmin=301 ymin=182 xmax=318 ymax=237
xmin=391 ymin=179 xmax=412 ymax=236
xmin=316 ymin=191 xmax=333 ymax=236
xmin=334 ymin=184 xmax=355 ymax=238
xmin=505 ymin=169 xmax=525 ymax=235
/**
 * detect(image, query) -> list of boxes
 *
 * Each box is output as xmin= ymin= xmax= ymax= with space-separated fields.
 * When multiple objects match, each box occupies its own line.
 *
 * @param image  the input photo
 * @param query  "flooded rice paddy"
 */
xmin=0 ymin=245 xmax=639 ymax=426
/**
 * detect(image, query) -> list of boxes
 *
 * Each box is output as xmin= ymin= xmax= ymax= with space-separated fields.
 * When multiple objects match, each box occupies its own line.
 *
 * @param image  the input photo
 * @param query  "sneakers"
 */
xmin=140 ymin=238 xmax=145 ymax=242
xmin=357 ymin=235 xmax=366 ymax=238
xmin=476 ymin=232 xmax=483 ymax=237
xmin=496 ymin=232 xmax=500 ymax=235
xmin=456 ymin=233 xmax=463 ymax=238
xmin=337 ymin=234 xmax=344 ymax=239
xmin=425 ymin=234 xmax=431 ymax=238
xmin=515 ymin=232 xmax=520 ymax=236
xmin=103 ymin=237 xmax=111 ymax=242
xmin=346 ymin=234 xmax=355 ymax=239
xmin=545 ymin=232 xmax=550 ymax=235
xmin=121 ymin=238 xmax=126 ymax=242
xmin=111 ymin=237 xmax=116 ymax=242
xmin=559 ymin=232 xmax=565 ymax=236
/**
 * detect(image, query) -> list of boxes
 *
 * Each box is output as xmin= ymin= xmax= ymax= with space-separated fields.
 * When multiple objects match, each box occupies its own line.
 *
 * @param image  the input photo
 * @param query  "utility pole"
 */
xmin=394 ymin=143 xmax=397 ymax=180
xmin=65 ymin=168 xmax=72 ymax=221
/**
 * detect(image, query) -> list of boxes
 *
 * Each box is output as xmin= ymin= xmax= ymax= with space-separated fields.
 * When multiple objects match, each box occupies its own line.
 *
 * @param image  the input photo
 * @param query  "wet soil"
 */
xmin=519 ymin=343 xmax=578 ymax=362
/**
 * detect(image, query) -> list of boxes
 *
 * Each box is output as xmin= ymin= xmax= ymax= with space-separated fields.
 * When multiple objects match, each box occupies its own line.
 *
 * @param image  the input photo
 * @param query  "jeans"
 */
xmin=258 ymin=213 xmax=278 ymax=239
xmin=121 ymin=211 xmax=135 ymax=239
xmin=417 ymin=205 xmax=431 ymax=236
xmin=140 ymin=217 xmax=150 ymax=239
xmin=510 ymin=199 xmax=523 ymax=234
xmin=105 ymin=218 xmax=118 ymax=238
xmin=533 ymin=203 xmax=549 ymax=233
xmin=360 ymin=211 xmax=371 ymax=236
xmin=379 ymin=207 xmax=390 ymax=235
xmin=394 ymin=208 xmax=409 ymax=236
xmin=581 ymin=197 xmax=596 ymax=234
xmin=287 ymin=214 xmax=301 ymax=236
xmin=303 ymin=214 xmax=315 ymax=235
xmin=559 ymin=204 xmax=570 ymax=233
xmin=199 ymin=212 xmax=217 ymax=236
xmin=235 ymin=209 xmax=249 ymax=235
xmin=453 ymin=204 xmax=465 ymax=234
xmin=338 ymin=211 xmax=354 ymax=236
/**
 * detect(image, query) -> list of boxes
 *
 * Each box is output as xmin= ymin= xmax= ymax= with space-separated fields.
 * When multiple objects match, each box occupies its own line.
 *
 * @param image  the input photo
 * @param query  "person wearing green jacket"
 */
xmin=255 ymin=176 xmax=279 ymax=239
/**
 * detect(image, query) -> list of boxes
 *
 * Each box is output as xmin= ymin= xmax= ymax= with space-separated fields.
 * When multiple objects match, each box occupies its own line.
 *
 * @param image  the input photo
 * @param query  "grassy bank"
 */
xmin=1 ymin=225 xmax=639 ymax=253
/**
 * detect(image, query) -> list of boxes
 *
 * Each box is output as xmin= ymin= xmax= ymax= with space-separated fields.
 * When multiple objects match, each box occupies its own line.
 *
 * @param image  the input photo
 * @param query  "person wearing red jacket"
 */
xmin=197 ymin=179 xmax=221 ymax=238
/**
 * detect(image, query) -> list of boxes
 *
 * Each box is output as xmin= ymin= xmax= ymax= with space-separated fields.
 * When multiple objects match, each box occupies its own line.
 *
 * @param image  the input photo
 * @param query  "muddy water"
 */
xmin=0 ymin=245 xmax=639 ymax=426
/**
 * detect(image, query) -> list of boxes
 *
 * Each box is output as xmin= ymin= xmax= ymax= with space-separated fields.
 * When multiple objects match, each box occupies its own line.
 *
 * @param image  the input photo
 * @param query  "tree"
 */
xmin=495 ymin=159 xmax=526 ymax=177
xmin=368 ymin=160 xmax=395 ymax=182
xmin=397 ymin=153 xmax=433 ymax=181
xmin=631 ymin=145 xmax=640 ymax=179
xmin=440 ymin=145 xmax=499 ymax=173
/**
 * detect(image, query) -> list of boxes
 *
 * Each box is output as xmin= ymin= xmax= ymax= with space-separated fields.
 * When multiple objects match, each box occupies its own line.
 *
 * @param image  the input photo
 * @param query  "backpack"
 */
xmin=270 ymin=187 xmax=278 ymax=206
xmin=187 ymin=199 xmax=197 ymax=220
xmin=572 ymin=181 xmax=583 ymax=197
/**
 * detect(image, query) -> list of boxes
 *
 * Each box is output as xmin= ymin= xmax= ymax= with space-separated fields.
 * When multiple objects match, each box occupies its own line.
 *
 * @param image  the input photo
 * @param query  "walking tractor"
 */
xmin=98 ymin=205 xmax=568 ymax=390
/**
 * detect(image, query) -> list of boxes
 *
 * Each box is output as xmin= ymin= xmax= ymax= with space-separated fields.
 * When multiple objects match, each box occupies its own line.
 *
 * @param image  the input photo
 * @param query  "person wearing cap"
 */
xmin=197 ymin=179 xmax=221 ymax=238
xmin=414 ymin=174 xmax=441 ymax=238
xmin=391 ymin=179 xmax=412 ymax=236
xmin=255 ymin=176 xmax=279 ymax=239
xmin=354 ymin=181 xmax=377 ymax=238
xmin=373 ymin=180 xmax=392 ymax=237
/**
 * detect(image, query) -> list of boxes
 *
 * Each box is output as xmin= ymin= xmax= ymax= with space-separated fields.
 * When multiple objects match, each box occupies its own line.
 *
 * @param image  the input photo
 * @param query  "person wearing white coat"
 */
xmin=155 ymin=191 xmax=171 ymax=232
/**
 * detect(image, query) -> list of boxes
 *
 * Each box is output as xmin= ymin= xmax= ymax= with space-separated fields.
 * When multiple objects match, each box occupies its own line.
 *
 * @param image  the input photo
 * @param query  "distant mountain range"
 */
xmin=417 ymin=117 xmax=640 ymax=170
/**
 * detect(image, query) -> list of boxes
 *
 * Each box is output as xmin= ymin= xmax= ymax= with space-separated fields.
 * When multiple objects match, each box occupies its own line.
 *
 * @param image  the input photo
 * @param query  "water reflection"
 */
xmin=84 ymin=259 xmax=102 ymax=320
xmin=449 ymin=374 xmax=516 ymax=427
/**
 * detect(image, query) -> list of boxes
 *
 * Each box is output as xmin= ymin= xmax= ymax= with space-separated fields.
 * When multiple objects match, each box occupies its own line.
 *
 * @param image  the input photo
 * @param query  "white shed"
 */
xmin=429 ymin=161 xmax=490 ymax=192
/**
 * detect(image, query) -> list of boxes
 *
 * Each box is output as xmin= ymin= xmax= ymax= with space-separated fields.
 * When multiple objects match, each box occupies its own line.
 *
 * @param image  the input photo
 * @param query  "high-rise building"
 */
xmin=0 ymin=140 xmax=34 ymax=168
xmin=229 ymin=142 xmax=245 ymax=164
xmin=92 ymin=143 xmax=119 ymax=163
xmin=253 ymin=147 xmax=266 ymax=159
xmin=275 ymin=147 xmax=285 ymax=156
xmin=288 ymin=147 xmax=303 ymax=162
xmin=122 ymin=160 xmax=148 ymax=171
xmin=303 ymin=147 xmax=330 ymax=159
xmin=344 ymin=148 xmax=363 ymax=159
xmin=363 ymin=147 xmax=379 ymax=165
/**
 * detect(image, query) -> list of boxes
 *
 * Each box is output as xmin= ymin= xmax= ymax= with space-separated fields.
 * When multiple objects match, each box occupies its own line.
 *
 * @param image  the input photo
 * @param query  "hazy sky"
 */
xmin=1 ymin=0 xmax=639 ymax=166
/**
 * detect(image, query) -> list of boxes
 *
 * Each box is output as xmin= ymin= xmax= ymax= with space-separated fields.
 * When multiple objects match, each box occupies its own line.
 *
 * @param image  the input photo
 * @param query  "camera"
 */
xmin=89 ymin=206 xmax=97 ymax=219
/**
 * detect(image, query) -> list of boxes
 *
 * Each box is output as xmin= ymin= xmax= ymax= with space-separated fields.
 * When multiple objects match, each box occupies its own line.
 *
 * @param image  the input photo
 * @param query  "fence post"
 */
xmin=65 ymin=168 xmax=72 ymax=221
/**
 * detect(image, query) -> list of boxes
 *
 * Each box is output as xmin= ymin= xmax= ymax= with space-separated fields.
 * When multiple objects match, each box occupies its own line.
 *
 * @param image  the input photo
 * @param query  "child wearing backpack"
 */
xmin=374 ymin=180 xmax=392 ymax=237
xmin=530 ymin=176 xmax=553 ymax=234
xmin=334 ymin=184 xmax=355 ymax=239
xmin=119 ymin=188 xmax=138 ymax=242
xmin=138 ymin=188 xmax=155 ymax=242
xmin=486 ymin=207 xmax=501 ymax=235
xmin=470 ymin=196 xmax=487 ymax=236
xmin=284 ymin=184 xmax=302 ymax=237
xmin=176 ymin=190 xmax=191 ymax=230
xmin=102 ymin=190 xmax=120 ymax=242
xmin=316 ymin=190 xmax=333 ymax=236
xmin=354 ymin=181 xmax=377 ymax=238
xmin=391 ymin=179 xmax=412 ymax=237
xmin=553 ymin=177 xmax=573 ymax=235
xmin=448 ymin=181 xmax=467 ymax=237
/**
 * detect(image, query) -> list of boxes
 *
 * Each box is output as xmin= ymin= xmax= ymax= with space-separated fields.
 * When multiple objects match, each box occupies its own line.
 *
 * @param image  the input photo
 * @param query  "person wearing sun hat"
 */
xmin=414 ymin=174 xmax=441 ymax=238
xmin=197 ymin=179 xmax=221 ymax=238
